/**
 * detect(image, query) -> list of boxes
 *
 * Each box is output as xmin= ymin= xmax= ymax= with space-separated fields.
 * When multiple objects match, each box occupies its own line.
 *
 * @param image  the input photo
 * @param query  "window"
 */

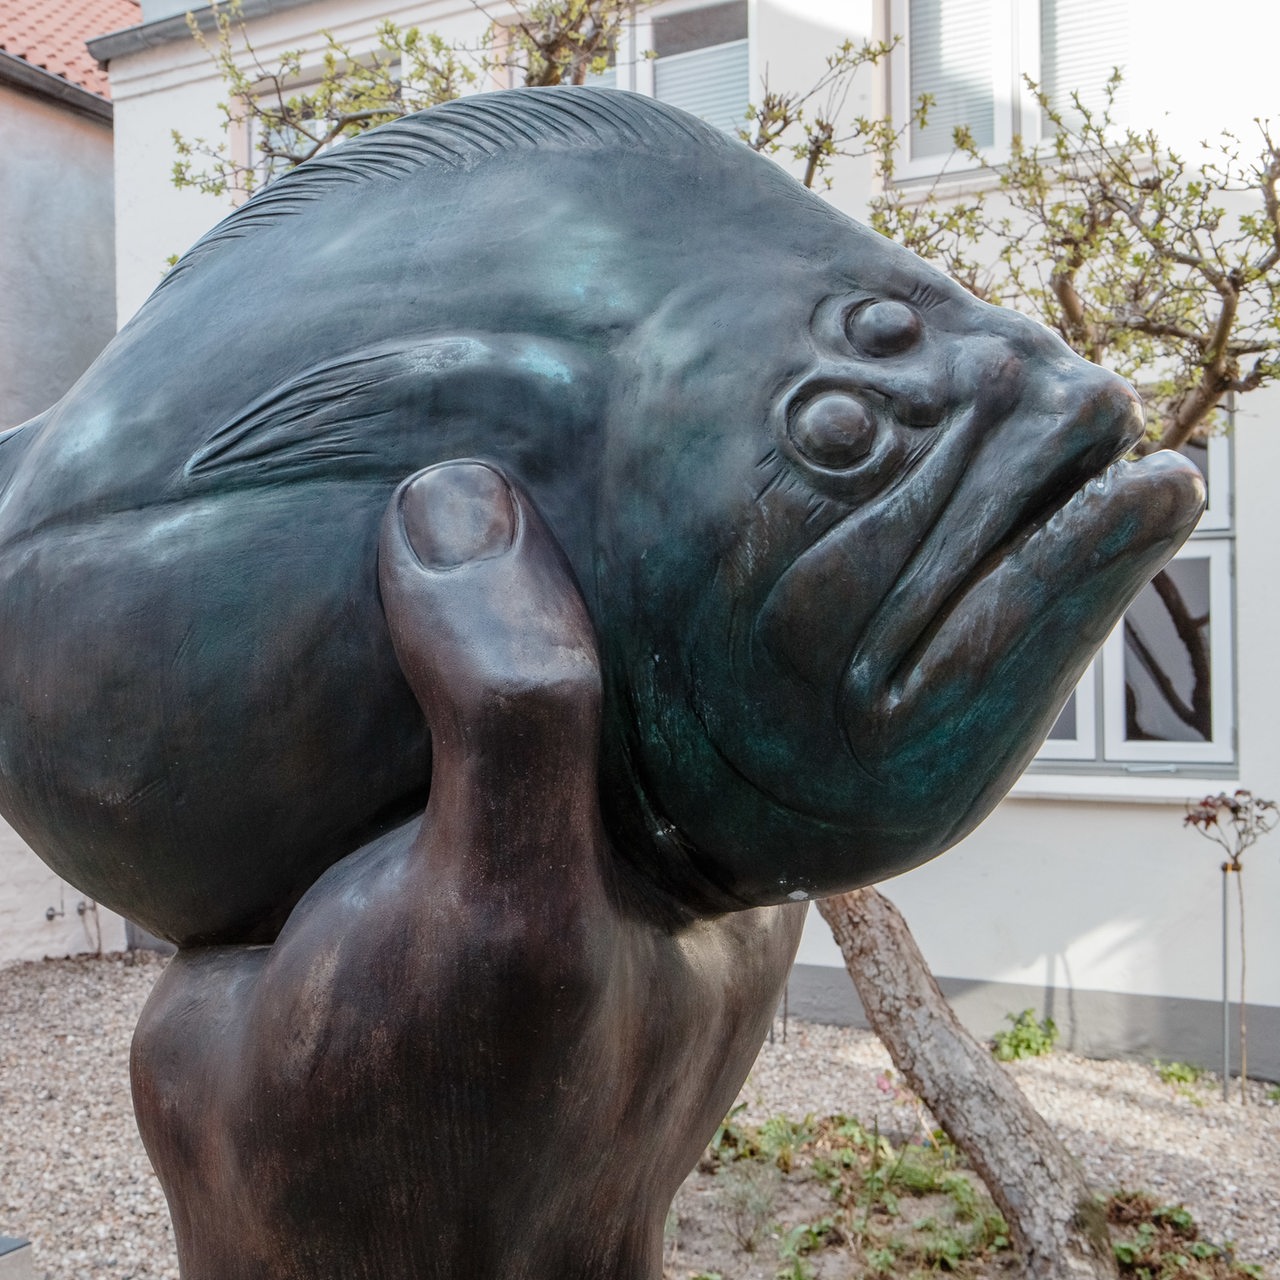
xmin=1036 ymin=435 xmax=1235 ymax=771
xmin=890 ymin=0 xmax=1128 ymax=177
xmin=244 ymin=84 xmax=396 ymax=189
xmin=596 ymin=0 xmax=749 ymax=135
xmin=248 ymin=109 xmax=341 ymax=187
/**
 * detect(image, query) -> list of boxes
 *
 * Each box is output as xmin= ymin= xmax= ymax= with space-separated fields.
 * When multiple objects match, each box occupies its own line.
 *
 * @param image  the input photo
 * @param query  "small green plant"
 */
xmin=1267 ymin=1085 xmax=1280 ymax=1103
xmin=775 ymin=1218 xmax=836 ymax=1280
xmin=714 ymin=1160 xmax=780 ymax=1253
xmin=757 ymin=1114 xmax=816 ymax=1173
xmin=865 ymin=1244 xmax=898 ymax=1274
xmin=941 ymin=1172 xmax=978 ymax=1222
xmin=991 ymin=1009 xmax=1059 ymax=1061
xmin=1154 ymin=1059 xmax=1209 ymax=1105
xmin=703 ymin=1101 xmax=757 ymax=1168
xmin=1107 ymin=1191 xmax=1262 ymax=1279
xmin=1155 ymin=1060 xmax=1205 ymax=1087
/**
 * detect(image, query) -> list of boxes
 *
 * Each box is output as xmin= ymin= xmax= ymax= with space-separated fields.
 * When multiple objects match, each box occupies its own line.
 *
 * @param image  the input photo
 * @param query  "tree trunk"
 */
xmin=817 ymin=887 xmax=1117 ymax=1280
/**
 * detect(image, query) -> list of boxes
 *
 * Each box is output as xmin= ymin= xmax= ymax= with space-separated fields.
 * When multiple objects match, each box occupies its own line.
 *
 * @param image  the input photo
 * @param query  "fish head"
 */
xmin=594 ymin=186 xmax=1205 ymax=908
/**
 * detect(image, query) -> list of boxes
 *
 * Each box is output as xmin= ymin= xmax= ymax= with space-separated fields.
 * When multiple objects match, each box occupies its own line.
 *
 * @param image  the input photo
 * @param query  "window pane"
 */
xmin=584 ymin=64 xmax=617 ymax=89
xmin=1182 ymin=437 xmax=1208 ymax=492
xmin=909 ymin=0 xmax=994 ymax=158
xmin=653 ymin=39 xmax=749 ymax=134
xmin=1122 ymin=559 xmax=1211 ymax=743
xmin=1040 ymin=0 xmax=1129 ymax=133
xmin=1046 ymin=695 xmax=1077 ymax=740
xmin=653 ymin=1 xmax=747 ymax=57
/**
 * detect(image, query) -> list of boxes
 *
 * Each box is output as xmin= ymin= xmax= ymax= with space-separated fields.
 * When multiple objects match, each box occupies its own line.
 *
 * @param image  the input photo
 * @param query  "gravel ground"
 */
xmin=1 ymin=954 xmax=1276 ymax=1279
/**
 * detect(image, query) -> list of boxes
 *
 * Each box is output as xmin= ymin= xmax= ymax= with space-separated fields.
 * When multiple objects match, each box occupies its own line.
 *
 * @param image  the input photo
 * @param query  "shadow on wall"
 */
xmin=785 ymin=961 xmax=1280 ymax=1083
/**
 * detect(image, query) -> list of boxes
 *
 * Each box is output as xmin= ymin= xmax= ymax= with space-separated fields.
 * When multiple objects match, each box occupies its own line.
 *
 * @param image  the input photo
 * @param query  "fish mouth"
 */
xmin=842 ymin=394 xmax=1206 ymax=771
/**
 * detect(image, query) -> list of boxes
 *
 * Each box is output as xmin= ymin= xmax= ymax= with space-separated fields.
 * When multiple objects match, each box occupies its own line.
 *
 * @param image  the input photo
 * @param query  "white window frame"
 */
xmin=606 ymin=0 xmax=749 ymax=133
xmin=1036 ymin=661 xmax=1098 ymax=762
xmin=1100 ymin=538 xmax=1235 ymax=766
xmin=1187 ymin=432 xmax=1232 ymax=533
xmin=1032 ymin=432 xmax=1234 ymax=772
xmin=889 ymin=0 xmax=1126 ymax=182
xmin=889 ymin=0 xmax=1023 ymax=180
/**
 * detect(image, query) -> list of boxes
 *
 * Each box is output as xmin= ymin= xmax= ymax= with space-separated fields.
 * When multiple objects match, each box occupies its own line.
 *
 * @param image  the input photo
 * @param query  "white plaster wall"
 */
xmin=798 ymin=791 xmax=1280 ymax=1006
xmin=0 ymin=816 xmax=127 ymax=966
xmin=1124 ymin=0 xmax=1280 ymax=163
xmin=750 ymin=0 xmax=879 ymax=201
xmin=0 ymin=88 xmax=118 ymax=428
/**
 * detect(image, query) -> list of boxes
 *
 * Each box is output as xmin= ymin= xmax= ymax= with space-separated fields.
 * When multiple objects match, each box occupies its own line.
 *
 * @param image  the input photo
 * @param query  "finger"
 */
xmin=378 ymin=461 xmax=603 ymax=863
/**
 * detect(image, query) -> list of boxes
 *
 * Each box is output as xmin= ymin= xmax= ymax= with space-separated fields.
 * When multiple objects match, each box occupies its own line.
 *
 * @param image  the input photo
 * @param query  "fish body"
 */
xmin=0 ymin=89 xmax=1204 ymax=944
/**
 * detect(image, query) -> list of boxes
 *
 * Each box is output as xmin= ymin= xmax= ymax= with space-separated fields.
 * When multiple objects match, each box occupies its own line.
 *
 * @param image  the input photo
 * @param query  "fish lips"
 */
xmin=841 ymin=400 xmax=1206 ymax=798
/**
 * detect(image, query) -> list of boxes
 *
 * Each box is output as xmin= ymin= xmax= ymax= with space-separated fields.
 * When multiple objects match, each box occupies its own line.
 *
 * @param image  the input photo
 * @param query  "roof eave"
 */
xmin=0 ymin=48 xmax=113 ymax=122
xmin=87 ymin=0 xmax=310 ymax=63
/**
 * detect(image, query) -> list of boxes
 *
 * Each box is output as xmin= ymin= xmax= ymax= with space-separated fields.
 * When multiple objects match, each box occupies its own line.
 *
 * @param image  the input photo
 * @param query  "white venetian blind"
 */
xmin=909 ymin=0 xmax=994 ymax=158
xmin=653 ymin=39 xmax=750 ymax=134
xmin=1040 ymin=0 xmax=1129 ymax=132
xmin=583 ymin=63 xmax=617 ymax=89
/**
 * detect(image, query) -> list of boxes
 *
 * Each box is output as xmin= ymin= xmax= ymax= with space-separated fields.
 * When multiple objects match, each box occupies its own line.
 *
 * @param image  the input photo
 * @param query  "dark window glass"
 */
xmin=1182 ymin=437 xmax=1209 ymax=495
xmin=1123 ymin=558 xmax=1212 ymax=743
xmin=652 ymin=1 xmax=747 ymax=57
xmin=1046 ymin=695 xmax=1077 ymax=740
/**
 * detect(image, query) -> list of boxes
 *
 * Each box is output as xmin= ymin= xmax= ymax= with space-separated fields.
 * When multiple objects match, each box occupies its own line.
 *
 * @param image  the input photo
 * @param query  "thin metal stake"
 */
xmin=1222 ymin=861 xmax=1230 ymax=1103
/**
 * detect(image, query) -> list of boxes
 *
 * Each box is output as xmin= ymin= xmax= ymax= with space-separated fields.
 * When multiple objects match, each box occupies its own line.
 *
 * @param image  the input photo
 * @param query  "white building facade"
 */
xmin=70 ymin=0 xmax=1280 ymax=1075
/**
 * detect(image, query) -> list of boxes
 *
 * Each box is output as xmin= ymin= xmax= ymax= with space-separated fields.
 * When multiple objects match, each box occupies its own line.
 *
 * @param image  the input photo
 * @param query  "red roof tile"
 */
xmin=0 ymin=0 xmax=141 ymax=99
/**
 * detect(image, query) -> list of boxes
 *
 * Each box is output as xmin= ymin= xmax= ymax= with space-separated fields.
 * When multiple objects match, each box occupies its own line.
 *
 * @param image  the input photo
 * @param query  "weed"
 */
xmin=775 ymin=1218 xmax=836 ymax=1279
xmin=1155 ymin=1060 xmax=1205 ymax=1087
xmin=974 ymin=1211 xmax=1010 ymax=1251
xmin=919 ymin=1224 xmax=969 ymax=1270
xmin=941 ymin=1172 xmax=978 ymax=1222
xmin=703 ymin=1101 xmax=757 ymax=1168
xmin=714 ymin=1160 xmax=781 ymax=1253
xmin=1154 ymin=1060 xmax=1209 ymax=1105
xmin=887 ymin=1149 xmax=947 ymax=1196
xmin=758 ymin=1114 xmax=817 ymax=1173
xmin=991 ymin=1008 xmax=1059 ymax=1061
xmin=774 ymin=1262 xmax=814 ymax=1280
xmin=1267 ymin=1085 xmax=1280 ymax=1103
xmin=1107 ymin=1191 xmax=1261 ymax=1279
xmin=865 ymin=1244 xmax=898 ymax=1273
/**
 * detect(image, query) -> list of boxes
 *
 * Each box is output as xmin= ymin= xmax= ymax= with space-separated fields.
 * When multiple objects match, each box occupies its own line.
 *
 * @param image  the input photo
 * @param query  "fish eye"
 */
xmin=788 ymin=391 xmax=876 ymax=470
xmin=846 ymin=299 xmax=922 ymax=357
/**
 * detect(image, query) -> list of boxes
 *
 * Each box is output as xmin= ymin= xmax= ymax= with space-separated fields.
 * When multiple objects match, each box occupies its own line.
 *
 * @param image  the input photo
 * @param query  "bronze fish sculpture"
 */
xmin=0 ymin=88 xmax=1203 ymax=945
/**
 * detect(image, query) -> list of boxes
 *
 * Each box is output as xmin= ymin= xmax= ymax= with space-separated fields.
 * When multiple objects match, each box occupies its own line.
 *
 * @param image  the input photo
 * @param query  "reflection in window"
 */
xmin=1122 ymin=559 xmax=1211 ymax=743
